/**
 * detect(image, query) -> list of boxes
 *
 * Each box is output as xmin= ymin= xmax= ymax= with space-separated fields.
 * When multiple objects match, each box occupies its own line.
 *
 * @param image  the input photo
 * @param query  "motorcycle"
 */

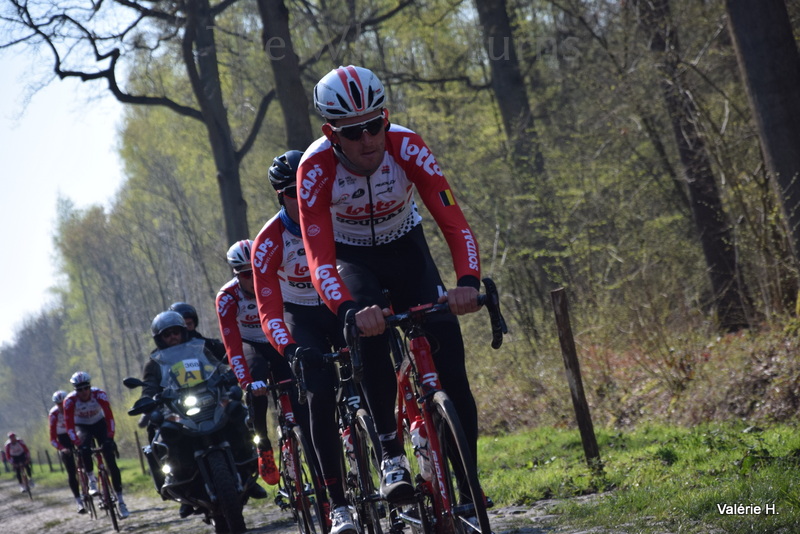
xmin=124 ymin=338 xmax=259 ymax=534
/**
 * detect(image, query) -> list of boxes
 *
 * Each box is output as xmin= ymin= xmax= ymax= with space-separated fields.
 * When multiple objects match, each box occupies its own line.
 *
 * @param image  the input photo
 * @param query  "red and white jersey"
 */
xmin=63 ymin=388 xmax=116 ymax=443
xmin=252 ymin=212 xmax=322 ymax=356
xmin=4 ymin=439 xmax=29 ymax=459
xmin=215 ymin=278 xmax=263 ymax=387
xmin=49 ymin=405 xmax=68 ymax=449
xmin=298 ymin=124 xmax=481 ymax=315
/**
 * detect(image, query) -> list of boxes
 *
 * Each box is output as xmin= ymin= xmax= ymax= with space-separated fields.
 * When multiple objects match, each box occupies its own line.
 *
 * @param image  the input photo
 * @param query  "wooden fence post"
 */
xmin=135 ymin=431 xmax=148 ymax=475
xmin=551 ymin=287 xmax=603 ymax=474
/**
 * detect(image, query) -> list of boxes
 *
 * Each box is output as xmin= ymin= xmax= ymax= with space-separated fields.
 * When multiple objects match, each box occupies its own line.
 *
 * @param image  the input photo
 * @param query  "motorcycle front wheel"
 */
xmin=208 ymin=449 xmax=247 ymax=534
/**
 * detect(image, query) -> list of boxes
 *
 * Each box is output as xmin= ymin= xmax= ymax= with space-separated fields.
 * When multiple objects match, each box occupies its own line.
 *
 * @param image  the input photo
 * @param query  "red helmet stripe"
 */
xmin=336 ymin=66 xmax=366 ymax=113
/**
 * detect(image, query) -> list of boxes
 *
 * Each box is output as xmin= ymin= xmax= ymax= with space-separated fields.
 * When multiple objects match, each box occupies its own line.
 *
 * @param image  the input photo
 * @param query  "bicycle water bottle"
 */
xmin=341 ymin=427 xmax=355 ymax=467
xmin=410 ymin=417 xmax=432 ymax=481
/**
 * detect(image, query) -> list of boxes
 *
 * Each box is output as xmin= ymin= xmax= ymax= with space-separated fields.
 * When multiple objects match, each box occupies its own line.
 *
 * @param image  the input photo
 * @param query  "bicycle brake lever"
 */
xmin=482 ymin=277 xmax=508 ymax=349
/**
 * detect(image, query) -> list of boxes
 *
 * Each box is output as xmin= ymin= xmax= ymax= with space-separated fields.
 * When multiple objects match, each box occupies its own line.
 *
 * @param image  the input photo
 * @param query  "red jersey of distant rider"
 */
xmin=297 ymin=124 xmax=481 ymax=315
xmin=215 ymin=277 xmax=262 ymax=388
xmin=4 ymin=438 xmax=30 ymax=461
xmin=63 ymin=387 xmax=116 ymax=444
xmin=252 ymin=211 xmax=322 ymax=355
xmin=49 ymin=404 xmax=69 ymax=451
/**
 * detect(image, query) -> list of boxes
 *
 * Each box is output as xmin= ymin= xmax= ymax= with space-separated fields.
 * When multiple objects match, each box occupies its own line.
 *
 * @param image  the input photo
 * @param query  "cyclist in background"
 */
xmin=215 ymin=240 xmax=298 ymax=487
xmin=252 ymin=150 xmax=356 ymax=534
xmin=4 ymin=432 xmax=34 ymax=492
xmin=299 ymin=65 xmax=482 ymax=504
xmin=169 ymin=301 xmax=227 ymax=361
xmin=64 ymin=371 xmax=130 ymax=519
xmin=49 ymin=390 xmax=84 ymax=513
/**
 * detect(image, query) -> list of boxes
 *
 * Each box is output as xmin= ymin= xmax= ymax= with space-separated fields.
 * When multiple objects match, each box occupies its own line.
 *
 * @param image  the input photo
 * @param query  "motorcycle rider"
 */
xmin=4 ymin=432 xmax=34 ymax=492
xmin=143 ymin=310 xmax=265 ymax=518
xmin=169 ymin=301 xmax=227 ymax=361
xmin=64 ymin=371 xmax=130 ymax=519
xmin=49 ymin=390 xmax=84 ymax=512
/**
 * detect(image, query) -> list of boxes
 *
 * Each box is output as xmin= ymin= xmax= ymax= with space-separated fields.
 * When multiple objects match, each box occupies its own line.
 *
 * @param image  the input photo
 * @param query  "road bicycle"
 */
xmin=77 ymin=445 xmax=120 ymax=531
xmin=249 ymin=372 xmax=328 ymax=534
xmin=359 ymin=277 xmax=507 ymax=534
xmin=74 ymin=450 xmax=98 ymax=519
xmin=296 ymin=347 xmax=386 ymax=534
xmin=13 ymin=461 xmax=33 ymax=500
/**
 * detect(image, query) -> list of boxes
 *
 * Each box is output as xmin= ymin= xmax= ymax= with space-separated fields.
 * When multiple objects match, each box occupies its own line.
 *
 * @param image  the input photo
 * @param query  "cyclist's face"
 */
xmin=76 ymin=386 xmax=91 ymax=400
xmin=325 ymin=109 xmax=386 ymax=175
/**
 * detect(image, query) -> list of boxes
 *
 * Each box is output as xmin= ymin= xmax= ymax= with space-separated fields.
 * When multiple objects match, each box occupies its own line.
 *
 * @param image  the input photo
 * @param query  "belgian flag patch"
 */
xmin=439 ymin=189 xmax=455 ymax=206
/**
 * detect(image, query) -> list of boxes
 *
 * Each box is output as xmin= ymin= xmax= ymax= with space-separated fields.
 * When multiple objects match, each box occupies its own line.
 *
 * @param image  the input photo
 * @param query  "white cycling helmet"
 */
xmin=226 ymin=239 xmax=253 ymax=273
xmin=313 ymin=65 xmax=386 ymax=120
xmin=52 ymin=390 xmax=68 ymax=403
xmin=70 ymin=371 xmax=91 ymax=389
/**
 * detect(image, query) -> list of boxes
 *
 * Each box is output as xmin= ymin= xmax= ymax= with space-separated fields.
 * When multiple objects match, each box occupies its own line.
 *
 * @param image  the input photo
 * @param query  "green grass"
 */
xmin=478 ymin=422 xmax=800 ymax=533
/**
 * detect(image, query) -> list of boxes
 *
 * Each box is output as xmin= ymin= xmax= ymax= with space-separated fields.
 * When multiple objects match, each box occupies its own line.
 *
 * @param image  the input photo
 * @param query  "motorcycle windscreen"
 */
xmin=150 ymin=338 xmax=222 ymax=391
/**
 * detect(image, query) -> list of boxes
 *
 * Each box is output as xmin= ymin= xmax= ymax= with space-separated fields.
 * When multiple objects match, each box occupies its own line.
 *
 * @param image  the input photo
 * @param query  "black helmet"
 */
xmin=169 ymin=302 xmax=198 ymax=324
xmin=151 ymin=310 xmax=188 ymax=349
xmin=268 ymin=150 xmax=303 ymax=192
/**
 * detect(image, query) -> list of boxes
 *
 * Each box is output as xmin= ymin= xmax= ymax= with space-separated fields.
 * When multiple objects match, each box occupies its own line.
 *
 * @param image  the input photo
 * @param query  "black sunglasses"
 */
xmin=280 ymin=185 xmax=298 ymax=199
xmin=76 ymin=385 xmax=91 ymax=392
xmin=331 ymin=115 xmax=385 ymax=141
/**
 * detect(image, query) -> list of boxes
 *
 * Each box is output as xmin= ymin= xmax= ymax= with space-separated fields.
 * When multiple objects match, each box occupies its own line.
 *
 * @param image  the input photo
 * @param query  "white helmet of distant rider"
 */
xmin=70 ymin=371 xmax=91 ymax=390
xmin=52 ymin=390 xmax=68 ymax=404
xmin=226 ymin=240 xmax=253 ymax=274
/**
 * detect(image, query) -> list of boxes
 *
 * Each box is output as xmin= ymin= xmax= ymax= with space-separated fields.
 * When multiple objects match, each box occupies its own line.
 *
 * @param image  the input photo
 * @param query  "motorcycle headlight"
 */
xmin=183 ymin=395 xmax=200 ymax=416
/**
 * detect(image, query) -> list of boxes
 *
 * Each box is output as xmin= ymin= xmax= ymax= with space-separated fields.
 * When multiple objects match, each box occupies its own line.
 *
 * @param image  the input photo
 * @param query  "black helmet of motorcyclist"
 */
xmin=168 ymin=301 xmax=199 ymax=329
xmin=151 ymin=310 xmax=189 ymax=349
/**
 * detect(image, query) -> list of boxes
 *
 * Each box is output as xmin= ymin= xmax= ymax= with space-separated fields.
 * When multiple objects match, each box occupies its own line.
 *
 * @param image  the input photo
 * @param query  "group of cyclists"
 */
xmin=16 ymin=64 xmax=487 ymax=534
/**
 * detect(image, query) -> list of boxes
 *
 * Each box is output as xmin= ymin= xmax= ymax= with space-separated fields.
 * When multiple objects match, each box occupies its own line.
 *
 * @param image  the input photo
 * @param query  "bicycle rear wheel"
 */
xmin=280 ymin=425 xmax=328 ymax=534
xmin=429 ymin=391 xmax=490 ymax=534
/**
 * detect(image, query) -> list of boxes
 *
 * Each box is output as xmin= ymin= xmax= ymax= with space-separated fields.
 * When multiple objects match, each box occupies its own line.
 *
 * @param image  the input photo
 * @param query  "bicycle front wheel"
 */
xmin=280 ymin=425 xmax=328 ymax=534
xmin=352 ymin=408 xmax=385 ymax=534
xmin=429 ymin=391 xmax=490 ymax=534
xmin=98 ymin=468 xmax=120 ymax=532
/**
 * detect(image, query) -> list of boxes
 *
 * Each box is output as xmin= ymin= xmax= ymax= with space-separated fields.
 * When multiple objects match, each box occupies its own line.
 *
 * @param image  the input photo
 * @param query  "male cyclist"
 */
xmin=64 ymin=371 xmax=130 ymax=518
xmin=169 ymin=301 xmax=227 ymax=361
xmin=4 ymin=432 xmax=34 ymax=492
xmin=215 ymin=240 xmax=306 ymax=486
xmin=252 ymin=150 xmax=356 ymax=534
xmin=49 ymin=390 xmax=84 ymax=512
xmin=298 ymin=65 xmax=482 ymax=504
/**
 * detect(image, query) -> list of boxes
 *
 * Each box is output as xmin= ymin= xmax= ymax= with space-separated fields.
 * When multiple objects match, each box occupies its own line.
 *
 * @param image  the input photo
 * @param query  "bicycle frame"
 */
xmin=14 ymin=462 xmax=33 ymax=500
xmin=374 ymin=277 xmax=506 ymax=534
xmin=258 ymin=373 xmax=328 ymax=534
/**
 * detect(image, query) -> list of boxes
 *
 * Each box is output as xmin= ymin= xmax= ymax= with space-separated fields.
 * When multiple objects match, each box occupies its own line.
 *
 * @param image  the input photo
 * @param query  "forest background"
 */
xmin=2 ymin=0 xmax=800 ymax=459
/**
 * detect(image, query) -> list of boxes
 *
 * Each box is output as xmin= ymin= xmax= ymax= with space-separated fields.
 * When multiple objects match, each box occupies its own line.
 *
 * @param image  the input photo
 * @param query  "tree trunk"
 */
xmin=473 ymin=0 xmax=566 ymax=319
xmin=185 ymin=0 xmax=249 ymax=243
xmin=637 ymin=0 xmax=751 ymax=331
xmin=726 ymin=0 xmax=800 ymax=268
xmin=256 ymin=0 xmax=314 ymax=150
xmin=473 ymin=0 xmax=544 ymax=177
